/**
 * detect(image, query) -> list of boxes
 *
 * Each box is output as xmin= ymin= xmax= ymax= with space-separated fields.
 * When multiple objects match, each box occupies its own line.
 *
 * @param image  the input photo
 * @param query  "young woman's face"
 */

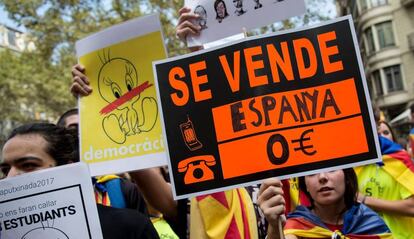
xmin=1 ymin=134 xmax=56 ymax=178
xmin=305 ymin=170 xmax=346 ymax=206
xmin=378 ymin=122 xmax=394 ymax=142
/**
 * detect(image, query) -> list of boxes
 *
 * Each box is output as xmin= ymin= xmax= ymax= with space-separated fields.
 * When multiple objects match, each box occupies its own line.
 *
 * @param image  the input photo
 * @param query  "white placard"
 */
xmin=75 ymin=14 xmax=168 ymax=176
xmin=185 ymin=0 xmax=306 ymax=46
xmin=0 ymin=163 xmax=103 ymax=239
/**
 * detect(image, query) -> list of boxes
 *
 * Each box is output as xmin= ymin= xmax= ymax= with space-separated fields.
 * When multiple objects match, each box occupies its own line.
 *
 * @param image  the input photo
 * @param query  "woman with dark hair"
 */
xmin=297 ymin=168 xmax=358 ymax=210
xmin=1 ymin=123 xmax=79 ymax=177
xmin=257 ymin=169 xmax=392 ymax=239
xmin=57 ymin=108 xmax=79 ymax=128
xmin=377 ymin=121 xmax=396 ymax=142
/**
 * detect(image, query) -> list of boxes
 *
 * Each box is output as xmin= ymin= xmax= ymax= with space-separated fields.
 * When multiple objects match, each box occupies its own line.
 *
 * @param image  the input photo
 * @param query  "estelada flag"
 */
xmin=409 ymin=128 xmax=414 ymax=160
xmin=190 ymin=188 xmax=258 ymax=239
xmin=378 ymin=136 xmax=414 ymax=194
xmin=284 ymin=204 xmax=392 ymax=239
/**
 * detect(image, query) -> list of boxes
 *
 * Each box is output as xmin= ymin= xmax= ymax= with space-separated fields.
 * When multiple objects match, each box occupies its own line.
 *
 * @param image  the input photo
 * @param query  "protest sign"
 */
xmin=185 ymin=0 xmax=305 ymax=47
xmin=154 ymin=16 xmax=382 ymax=199
xmin=0 ymin=163 xmax=102 ymax=239
xmin=75 ymin=14 xmax=168 ymax=176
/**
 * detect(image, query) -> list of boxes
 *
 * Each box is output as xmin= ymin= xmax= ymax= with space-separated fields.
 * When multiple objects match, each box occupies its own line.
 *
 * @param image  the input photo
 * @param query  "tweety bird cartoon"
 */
xmin=97 ymin=52 xmax=158 ymax=144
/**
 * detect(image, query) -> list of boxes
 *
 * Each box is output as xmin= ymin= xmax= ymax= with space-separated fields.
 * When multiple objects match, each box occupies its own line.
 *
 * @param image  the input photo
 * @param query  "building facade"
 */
xmin=0 ymin=24 xmax=35 ymax=52
xmin=337 ymin=0 xmax=414 ymax=130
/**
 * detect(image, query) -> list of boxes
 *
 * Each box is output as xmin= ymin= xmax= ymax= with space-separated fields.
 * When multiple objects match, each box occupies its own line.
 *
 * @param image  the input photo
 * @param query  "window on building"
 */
xmin=359 ymin=0 xmax=368 ymax=11
xmin=384 ymin=65 xmax=403 ymax=92
xmin=376 ymin=21 xmax=395 ymax=49
xmin=7 ymin=30 xmax=16 ymax=47
xmin=371 ymin=0 xmax=387 ymax=7
xmin=364 ymin=27 xmax=375 ymax=53
xmin=372 ymin=70 xmax=383 ymax=96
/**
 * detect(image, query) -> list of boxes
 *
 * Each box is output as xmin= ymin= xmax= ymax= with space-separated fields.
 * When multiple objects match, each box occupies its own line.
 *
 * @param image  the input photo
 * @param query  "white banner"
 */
xmin=0 ymin=163 xmax=103 ymax=239
xmin=185 ymin=0 xmax=306 ymax=46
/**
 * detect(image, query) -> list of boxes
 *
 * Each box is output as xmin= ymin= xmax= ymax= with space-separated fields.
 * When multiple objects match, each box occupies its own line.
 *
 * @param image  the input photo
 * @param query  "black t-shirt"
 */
xmin=97 ymin=204 xmax=159 ymax=239
xmin=120 ymin=178 xmax=148 ymax=214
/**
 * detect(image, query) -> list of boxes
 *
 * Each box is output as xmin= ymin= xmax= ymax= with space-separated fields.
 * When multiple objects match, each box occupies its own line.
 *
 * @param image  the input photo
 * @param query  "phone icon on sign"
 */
xmin=178 ymin=155 xmax=216 ymax=184
xmin=180 ymin=116 xmax=202 ymax=151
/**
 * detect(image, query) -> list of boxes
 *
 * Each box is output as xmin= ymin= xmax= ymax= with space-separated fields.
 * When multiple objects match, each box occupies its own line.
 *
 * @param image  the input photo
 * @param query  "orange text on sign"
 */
xmin=212 ymin=78 xmax=361 ymax=142
xmin=168 ymin=31 xmax=344 ymax=106
xmin=218 ymin=116 xmax=368 ymax=179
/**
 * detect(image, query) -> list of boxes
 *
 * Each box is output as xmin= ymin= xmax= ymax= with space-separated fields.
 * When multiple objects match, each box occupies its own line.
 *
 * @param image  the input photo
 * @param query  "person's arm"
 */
xmin=130 ymin=168 xmax=178 ymax=219
xmin=258 ymin=178 xmax=292 ymax=239
xmin=359 ymin=193 xmax=414 ymax=217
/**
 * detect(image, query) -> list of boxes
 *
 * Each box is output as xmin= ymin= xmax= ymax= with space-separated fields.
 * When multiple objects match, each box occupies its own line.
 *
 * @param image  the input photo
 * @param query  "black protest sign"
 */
xmin=154 ymin=16 xmax=381 ymax=199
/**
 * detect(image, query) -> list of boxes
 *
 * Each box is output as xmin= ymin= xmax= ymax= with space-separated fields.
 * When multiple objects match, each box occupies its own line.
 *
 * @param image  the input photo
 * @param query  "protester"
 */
xmin=57 ymin=108 xmax=79 ymax=128
xmin=353 ymin=106 xmax=414 ymax=239
xmin=378 ymin=121 xmax=395 ymax=142
xmin=257 ymin=169 xmax=392 ymax=239
xmin=355 ymin=135 xmax=414 ymax=239
xmin=0 ymin=123 xmax=159 ymax=239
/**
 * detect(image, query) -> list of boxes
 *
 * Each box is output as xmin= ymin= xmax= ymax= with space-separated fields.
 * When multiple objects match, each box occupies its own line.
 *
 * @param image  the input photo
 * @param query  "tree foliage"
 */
xmin=0 ymin=0 xmax=333 ymax=143
xmin=0 ymin=0 xmax=187 ymax=143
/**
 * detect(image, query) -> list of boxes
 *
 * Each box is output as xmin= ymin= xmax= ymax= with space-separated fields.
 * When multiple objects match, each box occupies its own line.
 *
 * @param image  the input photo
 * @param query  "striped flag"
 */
xmin=379 ymin=136 xmax=414 ymax=195
xmin=190 ymin=188 xmax=258 ymax=239
xmin=93 ymin=175 xmax=127 ymax=208
xmin=284 ymin=204 xmax=392 ymax=239
xmin=409 ymin=128 xmax=414 ymax=159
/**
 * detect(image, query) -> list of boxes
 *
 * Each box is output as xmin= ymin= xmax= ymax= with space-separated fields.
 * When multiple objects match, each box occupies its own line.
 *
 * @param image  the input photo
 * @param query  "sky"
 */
xmin=0 ymin=6 xmax=24 ymax=31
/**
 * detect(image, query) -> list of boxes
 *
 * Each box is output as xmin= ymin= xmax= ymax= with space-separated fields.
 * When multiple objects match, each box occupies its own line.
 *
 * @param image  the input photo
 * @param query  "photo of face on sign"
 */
xmin=233 ymin=0 xmax=247 ymax=16
xmin=194 ymin=5 xmax=208 ymax=30
xmin=214 ymin=0 xmax=229 ymax=23
xmin=253 ymin=0 xmax=262 ymax=9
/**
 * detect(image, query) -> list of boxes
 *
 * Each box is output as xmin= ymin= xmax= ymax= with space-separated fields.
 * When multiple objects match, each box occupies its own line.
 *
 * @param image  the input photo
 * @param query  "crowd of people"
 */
xmin=1 ymin=6 xmax=414 ymax=239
